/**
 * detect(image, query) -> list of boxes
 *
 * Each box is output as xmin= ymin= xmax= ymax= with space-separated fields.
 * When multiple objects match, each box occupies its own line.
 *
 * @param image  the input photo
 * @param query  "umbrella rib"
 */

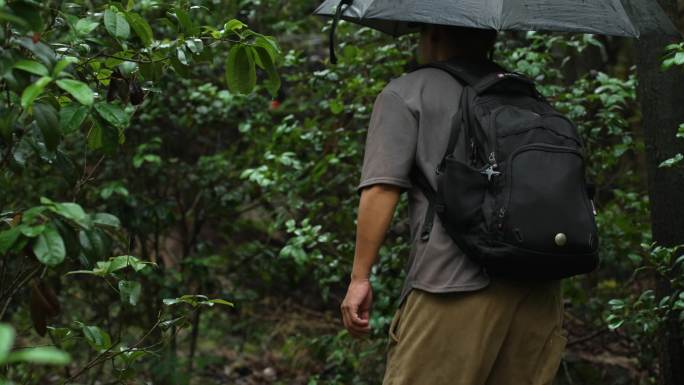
xmin=497 ymin=0 xmax=504 ymax=31
xmin=613 ymin=0 xmax=640 ymax=38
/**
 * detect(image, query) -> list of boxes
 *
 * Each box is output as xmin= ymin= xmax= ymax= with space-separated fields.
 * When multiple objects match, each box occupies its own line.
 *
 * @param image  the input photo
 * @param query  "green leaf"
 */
xmin=185 ymin=39 xmax=204 ymax=55
xmin=253 ymin=46 xmax=280 ymax=97
xmin=224 ymin=19 xmax=246 ymax=33
xmin=33 ymin=224 xmax=66 ymax=266
xmin=33 ymin=102 xmax=60 ymax=150
xmin=329 ymin=99 xmax=344 ymax=115
xmin=208 ymin=299 xmax=234 ymax=307
xmin=118 ymin=280 xmax=141 ymax=306
xmin=675 ymin=52 xmax=684 ymax=66
xmin=41 ymin=198 xmax=90 ymax=228
xmin=92 ymin=213 xmax=120 ymax=228
xmin=13 ymin=60 xmax=49 ymax=76
xmin=59 ymin=104 xmax=89 ymax=134
xmin=104 ymin=7 xmax=130 ymax=40
xmin=126 ymin=12 xmax=153 ymax=47
xmin=23 ymin=206 xmax=47 ymax=223
xmin=163 ymin=298 xmax=181 ymax=306
xmin=117 ymin=61 xmax=137 ymax=77
xmin=0 ymin=324 xmax=15 ymax=364
xmin=68 ymin=255 xmax=151 ymax=277
xmin=52 ymin=56 xmax=78 ymax=77
xmin=659 ymin=153 xmax=683 ymax=168
xmin=74 ymin=18 xmax=100 ymax=36
xmin=94 ymin=102 xmax=130 ymax=129
xmin=254 ymin=36 xmax=280 ymax=61
xmin=14 ymin=37 xmax=56 ymax=67
xmin=110 ymin=255 xmax=150 ymax=272
xmin=56 ymin=203 xmax=88 ymax=225
xmin=6 ymin=347 xmax=71 ymax=365
xmin=677 ymin=123 xmax=684 ymax=139
xmin=0 ymin=9 xmax=29 ymax=28
xmin=99 ymin=182 xmax=129 ymax=199
xmin=56 ymin=79 xmax=94 ymax=106
xmin=82 ymin=325 xmax=111 ymax=351
xmin=88 ymin=122 xmax=103 ymax=150
xmin=19 ymin=224 xmax=45 ymax=238
xmin=177 ymin=46 xmax=190 ymax=66
xmin=21 ymin=76 xmax=52 ymax=109
xmin=225 ymin=45 xmax=256 ymax=94
xmin=77 ymin=229 xmax=107 ymax=262
xmin=0 ymin=227 xmax=21 ymax=254
xmin=8 ymin=1 xmax=43 ymax=32
xmin=174 ymin=8 xmax=198 ymax=36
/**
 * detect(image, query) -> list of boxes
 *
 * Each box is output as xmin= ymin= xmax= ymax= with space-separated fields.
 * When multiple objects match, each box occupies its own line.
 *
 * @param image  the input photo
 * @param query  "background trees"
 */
xmin=0 ymin=0 xmax=682 ymax=384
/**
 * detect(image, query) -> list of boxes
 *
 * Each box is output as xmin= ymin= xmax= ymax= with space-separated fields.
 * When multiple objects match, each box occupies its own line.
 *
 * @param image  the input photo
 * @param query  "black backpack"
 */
xmin=412 ymin=58 xmax=599 ymax=280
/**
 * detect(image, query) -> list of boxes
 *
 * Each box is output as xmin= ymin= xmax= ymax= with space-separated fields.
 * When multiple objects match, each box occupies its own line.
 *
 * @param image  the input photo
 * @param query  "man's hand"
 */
xmin=341 ymin=278 xmax=373 ymax=338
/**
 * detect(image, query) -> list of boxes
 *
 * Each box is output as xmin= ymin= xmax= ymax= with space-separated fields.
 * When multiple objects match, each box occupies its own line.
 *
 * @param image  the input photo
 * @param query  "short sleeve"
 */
xmin=357 ymin=89 xmax=418 ymax=192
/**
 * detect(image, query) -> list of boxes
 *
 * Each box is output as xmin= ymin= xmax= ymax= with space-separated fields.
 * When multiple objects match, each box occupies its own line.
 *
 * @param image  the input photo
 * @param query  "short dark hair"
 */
xmin=422 ymin=24 xmax=498 ymax=56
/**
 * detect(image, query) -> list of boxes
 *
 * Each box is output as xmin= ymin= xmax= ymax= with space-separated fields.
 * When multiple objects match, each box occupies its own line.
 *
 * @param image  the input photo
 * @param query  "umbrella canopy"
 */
xmin=315 ymin=0 xmax=680 ymax=38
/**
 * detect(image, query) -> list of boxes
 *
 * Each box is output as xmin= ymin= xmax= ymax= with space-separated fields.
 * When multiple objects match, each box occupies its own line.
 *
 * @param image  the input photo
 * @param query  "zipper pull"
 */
xmin=488 ymin=152 xmax=497 ymax=165
xmin=498 ymin=207 xmax=506 ymax=218
xmin=481 ymin=164 xmax=501 ymax=182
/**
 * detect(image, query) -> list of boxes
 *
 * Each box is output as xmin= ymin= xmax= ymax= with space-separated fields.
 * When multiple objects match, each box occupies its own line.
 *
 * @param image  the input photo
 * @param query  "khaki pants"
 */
xmin=383 ymin=279 xmax=566 ymax=385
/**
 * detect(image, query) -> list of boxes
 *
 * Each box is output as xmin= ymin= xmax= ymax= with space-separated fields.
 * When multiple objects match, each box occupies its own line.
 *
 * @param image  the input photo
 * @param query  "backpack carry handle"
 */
xmin=473 ymin=72 xmax=539 ymax=96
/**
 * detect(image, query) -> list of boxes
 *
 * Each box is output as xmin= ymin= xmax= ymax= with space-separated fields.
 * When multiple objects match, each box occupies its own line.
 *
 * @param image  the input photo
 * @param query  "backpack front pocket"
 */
xmin=500 ymin=144 xmax=597 ymax=254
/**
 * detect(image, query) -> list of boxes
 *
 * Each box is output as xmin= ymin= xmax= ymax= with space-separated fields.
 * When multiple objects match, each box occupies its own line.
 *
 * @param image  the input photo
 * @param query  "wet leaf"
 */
xmin=225 ymin=45 xmax=255 ymax=94
xmin=21 ymin=76 xmax=52 ymax=109
xmin=56 ymin=79 xmax=94 ymax=106
xmin=33 ymin=102 xmax=60 ymax=150
xmin=13 ymin=59 xmax=49 ymax=76
xmin=126 ymin=12 xmax=153 ymax=47
xmin=104 ymin=7 xmax=130 ymax=40
xmin=33 ymin=224 xmax=66 ymax=266
xmin=59 ymin=104 xmax=89 ymax=134
xmin=6 ymin=347 xmax=70 ymax=365
xmin=118 ymin=280 xmax=141 ymax=306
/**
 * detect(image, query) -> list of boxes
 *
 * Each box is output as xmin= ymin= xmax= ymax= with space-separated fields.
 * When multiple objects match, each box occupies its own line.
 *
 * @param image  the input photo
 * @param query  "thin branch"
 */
xmin=73 ymin=155 xmax=105 ymax=198
xmin=0 ymin=265 xmax=42 ymax=320
xmin=567 ymin=328 xmax=609 ymax=347
xmin=64 ymin=310 xmax=165 ymax=383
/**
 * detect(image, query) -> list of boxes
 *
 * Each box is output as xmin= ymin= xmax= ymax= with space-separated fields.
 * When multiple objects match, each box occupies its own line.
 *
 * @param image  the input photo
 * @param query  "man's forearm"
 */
xmin=352 ymin=184 xmax=401 ymax=281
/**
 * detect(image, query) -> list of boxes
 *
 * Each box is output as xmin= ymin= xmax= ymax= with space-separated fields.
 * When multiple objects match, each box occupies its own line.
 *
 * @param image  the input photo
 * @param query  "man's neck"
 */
xmin=434 ymin=47 xmax=488 ymax=62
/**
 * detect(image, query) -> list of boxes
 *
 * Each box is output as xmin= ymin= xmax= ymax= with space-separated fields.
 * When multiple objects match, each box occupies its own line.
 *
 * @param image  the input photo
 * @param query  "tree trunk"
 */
xmin=634 ymin=1 xmax=684 ymax=384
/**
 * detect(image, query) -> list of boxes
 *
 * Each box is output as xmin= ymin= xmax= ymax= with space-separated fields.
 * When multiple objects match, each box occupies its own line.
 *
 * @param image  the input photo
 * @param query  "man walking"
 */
xmin=340 ymin=25 xmax=566 ymax=385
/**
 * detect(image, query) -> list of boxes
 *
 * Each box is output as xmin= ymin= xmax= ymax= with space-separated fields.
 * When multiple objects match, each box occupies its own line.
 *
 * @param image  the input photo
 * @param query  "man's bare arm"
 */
xmin=352 ymin=184 xmax=401 ymax=279
xmin=341 ymin=184 xmax=401 ymax=337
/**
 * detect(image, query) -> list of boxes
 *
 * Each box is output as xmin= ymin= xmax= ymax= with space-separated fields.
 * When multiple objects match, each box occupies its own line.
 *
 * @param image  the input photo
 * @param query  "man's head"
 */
xmin=417 ymin=24 xmax=498 ymax=64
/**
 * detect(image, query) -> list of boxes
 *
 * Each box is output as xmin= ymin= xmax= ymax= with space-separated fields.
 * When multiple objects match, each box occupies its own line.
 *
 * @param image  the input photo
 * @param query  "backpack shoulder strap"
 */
xmin=410 ymin=167 xmax=439 ymax=241
xmin=408 ymin=59 xmax=506 ymax=242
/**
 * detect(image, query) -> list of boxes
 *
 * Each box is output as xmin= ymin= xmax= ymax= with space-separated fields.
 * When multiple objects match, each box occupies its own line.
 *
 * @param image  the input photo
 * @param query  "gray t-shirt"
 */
xmin=358 ymin=68 xmax=490 ymax=306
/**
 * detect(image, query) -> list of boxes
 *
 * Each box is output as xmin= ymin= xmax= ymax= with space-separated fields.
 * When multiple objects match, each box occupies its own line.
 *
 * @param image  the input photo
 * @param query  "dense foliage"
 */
xmin=0 ymin=0 xmax=682 ymax=384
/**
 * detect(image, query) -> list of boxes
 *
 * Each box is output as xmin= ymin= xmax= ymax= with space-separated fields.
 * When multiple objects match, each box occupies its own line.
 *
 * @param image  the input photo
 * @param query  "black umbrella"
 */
xmin=315 ymin=0 xmax=680 ymax=63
